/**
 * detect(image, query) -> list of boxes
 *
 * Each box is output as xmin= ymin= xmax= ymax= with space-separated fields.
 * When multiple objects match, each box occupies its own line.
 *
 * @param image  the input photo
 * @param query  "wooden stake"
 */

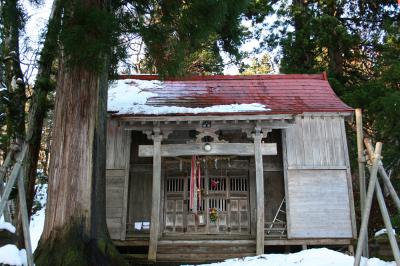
xmin=374 ymin=178 xmax=400 ymax=264
xmin=365 ymin=139 xmax=400 ymax=214
xmin=363 ymin=139 xmax=400 ymax=264
xmin=0 ymin=146 xmax=27 ymax=216
xmin=0 ymin=151 xmax=14 ymax=222
xmin=378 ymin=165 xmax=400 ymax=214
xmin=354 ymin=142 xmax=382 ymax=266
xmin=17 ymin=173 xmax=34 ymax=266
xmin=355 ymin=109 xmax=368 ymax=257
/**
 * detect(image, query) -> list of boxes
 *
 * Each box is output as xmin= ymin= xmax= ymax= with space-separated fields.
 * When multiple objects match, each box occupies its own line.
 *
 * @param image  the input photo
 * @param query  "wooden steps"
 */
xmin=156 ymin=240 xmax=256 ymax=262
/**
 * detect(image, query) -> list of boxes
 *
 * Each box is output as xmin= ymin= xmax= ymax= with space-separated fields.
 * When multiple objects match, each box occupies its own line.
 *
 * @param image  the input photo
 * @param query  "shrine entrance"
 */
xmin=163 ymin=156 xmax=251 ymax=235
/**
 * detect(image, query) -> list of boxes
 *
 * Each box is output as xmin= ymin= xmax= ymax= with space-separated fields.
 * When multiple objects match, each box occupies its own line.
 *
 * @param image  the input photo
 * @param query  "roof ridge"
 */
xmin=114 ymin=73 xmax=326 ymax=81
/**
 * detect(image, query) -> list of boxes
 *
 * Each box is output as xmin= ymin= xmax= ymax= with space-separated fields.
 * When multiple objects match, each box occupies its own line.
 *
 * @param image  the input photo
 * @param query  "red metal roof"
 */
xmin=113 ymin=73 xmax=353 ymax=116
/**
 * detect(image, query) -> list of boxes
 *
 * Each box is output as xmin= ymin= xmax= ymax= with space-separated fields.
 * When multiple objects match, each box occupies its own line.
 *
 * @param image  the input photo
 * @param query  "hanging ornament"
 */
xmin=214 ymin=158 xmax=218 ymax=169
xmin=209 ymin=208 xmax=218 ymax=222
xmin=211 ymin=179 xmax=219 ymax=189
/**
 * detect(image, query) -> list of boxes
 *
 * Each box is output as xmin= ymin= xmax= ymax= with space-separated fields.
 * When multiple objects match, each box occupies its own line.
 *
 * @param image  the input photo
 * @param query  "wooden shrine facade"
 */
xmin=104 ymin=74 xmax=356 ymax=263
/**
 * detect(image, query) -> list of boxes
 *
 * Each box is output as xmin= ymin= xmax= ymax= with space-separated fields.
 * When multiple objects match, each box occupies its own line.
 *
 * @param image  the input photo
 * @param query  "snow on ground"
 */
xmin=0 ymin=184 xmax=47 ymax=265
xmin=374 ymin=228 xmax=396 ymax=237
xmin=30 ymin=184 xmax=47 ymax=251
xmin=108 ymin=79 xmax=270 ymax=115
xmin=0 ymin=245 xmax=27 ymax=266
xmin=191 ymin=248 xmax=395 ymax=266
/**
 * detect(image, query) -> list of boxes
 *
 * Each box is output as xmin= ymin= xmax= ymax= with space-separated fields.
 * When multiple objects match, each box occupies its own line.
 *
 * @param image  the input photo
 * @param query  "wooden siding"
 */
xmin=286 ymin=169 xmax=352 ymax=238
xmin=106 ymin=119 xmax=131 ymax=240
xmin=285 ymin=116 xmax=353 ymax=239
xmin=285 ymin=116 xmax=346 ymax=168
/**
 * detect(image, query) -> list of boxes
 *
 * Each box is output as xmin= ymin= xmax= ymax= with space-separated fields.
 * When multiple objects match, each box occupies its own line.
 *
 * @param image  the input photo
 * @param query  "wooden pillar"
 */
xmin=253 ymin=127 xmax=264 ymax=255
xmin=355 ymin=108 xmax=368 ymax=257
xmin=148 ymin=128 xmax=163 ymax=261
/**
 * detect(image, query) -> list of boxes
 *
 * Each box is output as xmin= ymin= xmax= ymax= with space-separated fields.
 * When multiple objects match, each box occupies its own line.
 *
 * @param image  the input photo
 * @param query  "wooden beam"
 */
xmin=254 ymin=129 xmax=264 ymax=255
xmin=17 ymin=173 xmax=34 ymax=266
xmin=124 ymin=120 xmax=293 ymax=131
xmin=139 ymin=143 xmax=277 ymax=157
xmin=116 ymin=114 xmax=294 ymax=122
xmin=148 ymin=131 xmax=163 ymax=261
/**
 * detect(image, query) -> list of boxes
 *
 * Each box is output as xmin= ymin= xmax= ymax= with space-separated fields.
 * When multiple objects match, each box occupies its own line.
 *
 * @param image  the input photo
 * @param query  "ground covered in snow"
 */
xmin=192 ymin=248 xmax=395 ymax=266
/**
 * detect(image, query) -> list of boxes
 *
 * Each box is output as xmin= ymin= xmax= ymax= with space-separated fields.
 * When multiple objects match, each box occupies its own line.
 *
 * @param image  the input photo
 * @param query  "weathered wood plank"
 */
xmin=139 ymin=143 xmax=277 ymax=157
xmin=286 ymin=169 xmax=353 ymax=238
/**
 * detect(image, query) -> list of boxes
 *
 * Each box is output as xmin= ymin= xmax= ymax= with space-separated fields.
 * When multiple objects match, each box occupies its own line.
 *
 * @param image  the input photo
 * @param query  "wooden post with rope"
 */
xmin=0 ymin=143 xmax=34 ymax=266
xmin=353 ymin=108 xmax=400 ymax=266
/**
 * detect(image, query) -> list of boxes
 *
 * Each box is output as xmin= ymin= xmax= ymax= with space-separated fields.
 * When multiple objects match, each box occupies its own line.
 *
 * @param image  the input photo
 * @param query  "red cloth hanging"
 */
xmin=197 ymin=159 xmax=201 ymax=208
xmin=190 ymin=156 xmax=195 ymax=209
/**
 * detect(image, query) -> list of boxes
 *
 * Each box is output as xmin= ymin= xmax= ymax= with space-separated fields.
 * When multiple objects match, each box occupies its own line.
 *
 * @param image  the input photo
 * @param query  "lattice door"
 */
xmin=164 ymin=159 xmax=250 ymax=235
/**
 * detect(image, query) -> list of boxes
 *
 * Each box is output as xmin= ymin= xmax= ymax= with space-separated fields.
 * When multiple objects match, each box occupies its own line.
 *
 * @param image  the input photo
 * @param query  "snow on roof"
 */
xmin=107 ymin=74 xmax=353 ymax=117
xmin=107 ymin=79 xmax=270 ymax=115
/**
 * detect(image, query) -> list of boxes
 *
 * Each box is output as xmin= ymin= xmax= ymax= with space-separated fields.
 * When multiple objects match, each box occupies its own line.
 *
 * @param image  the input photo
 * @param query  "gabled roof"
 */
xmin=108 ymin=73 xmax=353 ymax=117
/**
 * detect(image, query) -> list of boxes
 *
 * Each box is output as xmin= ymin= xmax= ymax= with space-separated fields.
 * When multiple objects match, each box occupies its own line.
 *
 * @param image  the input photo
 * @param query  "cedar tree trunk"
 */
xmin=34 ymin=1 xmax=126 ymax=265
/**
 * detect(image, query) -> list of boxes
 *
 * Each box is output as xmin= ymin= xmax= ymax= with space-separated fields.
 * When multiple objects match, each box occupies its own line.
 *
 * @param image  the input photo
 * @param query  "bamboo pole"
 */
xmin=355 ymin=108 xmax=368 ymax=257
xmin=354 ymin=142 xmax=382 ymax=266
xmin=17 ymin=173 xmax=34 ymax=266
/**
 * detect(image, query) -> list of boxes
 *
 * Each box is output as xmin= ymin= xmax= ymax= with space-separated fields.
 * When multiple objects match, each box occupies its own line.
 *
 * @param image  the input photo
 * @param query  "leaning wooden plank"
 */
xmin=17 ymin=173 xmax=34 ymax=266
xmin=138 ymin=143 xmax=277 ymax=157
xmin=354 ymin=142 xmax=382 ymax=266
xmin=0 ymin=145 xmax=27 ymax=216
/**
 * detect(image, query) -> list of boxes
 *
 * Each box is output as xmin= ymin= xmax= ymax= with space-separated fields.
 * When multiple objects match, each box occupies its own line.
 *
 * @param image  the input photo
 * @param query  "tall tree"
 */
xmin=34 ymin=1 xmax=126 ymax=264
xmin=20 ymin=0 xmax=62 ymax=242
xmin=1 ymin=0 xmax=26 ymax=149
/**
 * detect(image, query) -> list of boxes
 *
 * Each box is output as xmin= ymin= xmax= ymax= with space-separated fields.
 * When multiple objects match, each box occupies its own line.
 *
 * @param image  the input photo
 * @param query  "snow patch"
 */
xmin=30 ymin=184 xmax=47 ymax=251
xmin=375 ymin=228 xmax=396 ymax=237
xmin=108 ymin=79 xmax=270 ymax=115
xmin=0 ymin=245 xmax=27 ymax=266
xmin=0 ymin=217 xmax=16 ymax=234
xmin=187 ymin=248 xmax=395 ymax=266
